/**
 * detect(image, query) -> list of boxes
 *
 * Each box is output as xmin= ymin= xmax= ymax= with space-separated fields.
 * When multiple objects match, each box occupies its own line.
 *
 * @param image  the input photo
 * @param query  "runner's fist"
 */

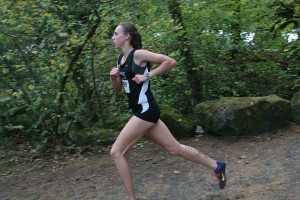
xmin=110 ymin=65 xmax=120 ymax=77
xmin=132 ymin=74 xmax=147 ymax=84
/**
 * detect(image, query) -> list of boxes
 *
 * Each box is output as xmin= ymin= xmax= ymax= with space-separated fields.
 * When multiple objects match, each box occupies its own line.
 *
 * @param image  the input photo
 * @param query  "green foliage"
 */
xmin=0 ymin=0 xmax=299 ymax=147
xmin=0 ymin=160 xmax=16 ymax=174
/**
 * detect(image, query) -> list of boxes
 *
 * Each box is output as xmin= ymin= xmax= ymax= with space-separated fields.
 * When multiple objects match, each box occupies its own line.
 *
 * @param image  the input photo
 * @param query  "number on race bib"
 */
xmin=122 ymin=80 xmax=130 ymax=93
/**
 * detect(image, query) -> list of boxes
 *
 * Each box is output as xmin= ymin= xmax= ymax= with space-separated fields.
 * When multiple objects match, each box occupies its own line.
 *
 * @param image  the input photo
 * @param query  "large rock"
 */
xmin=193 ymin=95 xmax=291 ymax=136
xmin=291 ymin=91 xmax=300 ymax=124
xmin=160 ymin=105 xmax=195 ymax=139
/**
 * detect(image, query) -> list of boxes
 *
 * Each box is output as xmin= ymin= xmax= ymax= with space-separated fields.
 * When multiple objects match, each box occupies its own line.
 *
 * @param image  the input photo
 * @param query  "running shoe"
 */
xmin=215 ymin=161 xmax=227 ymax=189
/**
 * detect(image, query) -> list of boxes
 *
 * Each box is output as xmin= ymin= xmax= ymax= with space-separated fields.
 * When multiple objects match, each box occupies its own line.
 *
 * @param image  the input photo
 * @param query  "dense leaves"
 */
xmin=0 ymin=0 xmax=299 ymax=147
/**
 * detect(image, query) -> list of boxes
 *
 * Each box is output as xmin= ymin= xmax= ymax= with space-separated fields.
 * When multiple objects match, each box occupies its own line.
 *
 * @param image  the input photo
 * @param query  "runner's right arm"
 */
xmin=110 ymin=65 xmax=122 ymax=93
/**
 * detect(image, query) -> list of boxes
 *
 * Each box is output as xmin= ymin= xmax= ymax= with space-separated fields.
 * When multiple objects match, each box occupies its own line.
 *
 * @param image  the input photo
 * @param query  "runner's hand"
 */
xmin=132 ymin=74 xmax=147 ymax=84
xmin=110 ymin=65 xmax=120 ymax=77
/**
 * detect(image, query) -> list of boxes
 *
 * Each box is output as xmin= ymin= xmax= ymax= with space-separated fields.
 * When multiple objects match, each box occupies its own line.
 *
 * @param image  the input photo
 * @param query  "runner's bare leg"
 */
xmin=110 ymin=116 xmax=155 ymax=200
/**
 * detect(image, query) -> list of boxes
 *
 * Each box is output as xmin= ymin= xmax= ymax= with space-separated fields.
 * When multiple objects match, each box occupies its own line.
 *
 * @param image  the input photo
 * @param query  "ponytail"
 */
xmin=119 ymin=22 xmax=143 ymax=49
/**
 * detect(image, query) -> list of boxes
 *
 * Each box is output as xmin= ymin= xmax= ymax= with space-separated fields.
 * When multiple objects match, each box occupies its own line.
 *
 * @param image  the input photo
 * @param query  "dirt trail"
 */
xmin=0 ymin=123 xmax=299 ymax=200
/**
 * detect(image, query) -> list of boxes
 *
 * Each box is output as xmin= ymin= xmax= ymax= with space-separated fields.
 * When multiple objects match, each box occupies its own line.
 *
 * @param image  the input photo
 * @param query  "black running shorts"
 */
xmin=131 ymin=101 xmax=160 ymax=123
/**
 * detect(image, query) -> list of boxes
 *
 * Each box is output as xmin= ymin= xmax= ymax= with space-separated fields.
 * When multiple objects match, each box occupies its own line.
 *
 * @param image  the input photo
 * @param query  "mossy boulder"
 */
xmin=291 ymin=91 xmax=300 ymax=124
xmin=193 ymin=95 xmax=291 ymax=136
xmin=160 ymin=105 xmax=195 ymax=139
xmin=71 ymin=128 xmax=119 ymax=146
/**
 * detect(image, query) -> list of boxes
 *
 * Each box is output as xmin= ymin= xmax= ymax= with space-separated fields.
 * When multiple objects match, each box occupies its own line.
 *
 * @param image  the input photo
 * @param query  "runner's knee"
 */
xmin=165 ymin=145 xmax=181 ymax=156
xmin=110 ymin=147 xmax=123 ymax=160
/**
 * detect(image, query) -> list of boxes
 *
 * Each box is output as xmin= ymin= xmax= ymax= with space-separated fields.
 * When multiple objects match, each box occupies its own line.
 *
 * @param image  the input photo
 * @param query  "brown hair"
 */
xmin=119 ymin=22 xmax=142 ymax=49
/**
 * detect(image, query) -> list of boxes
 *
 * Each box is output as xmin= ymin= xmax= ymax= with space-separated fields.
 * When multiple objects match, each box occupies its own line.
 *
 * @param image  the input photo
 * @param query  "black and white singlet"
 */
xmin=118 ymin=49 xmax=160 ymax=123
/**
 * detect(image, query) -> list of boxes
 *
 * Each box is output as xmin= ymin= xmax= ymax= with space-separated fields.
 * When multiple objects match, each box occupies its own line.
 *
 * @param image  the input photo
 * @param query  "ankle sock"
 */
xmin=214 ymin=161 xmax=221 ymax=173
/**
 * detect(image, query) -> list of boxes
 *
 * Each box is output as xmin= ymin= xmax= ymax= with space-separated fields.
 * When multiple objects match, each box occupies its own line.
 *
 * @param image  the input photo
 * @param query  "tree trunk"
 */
xmin=230 ymin=2 xmax=242 ymax=59
xmin=167 ymin=0 xmax=203 ymax=105
xmin=72 ymin=63 xmax=98 ymax=124
xmin=54 ymin=13 xmax=101 ymax=133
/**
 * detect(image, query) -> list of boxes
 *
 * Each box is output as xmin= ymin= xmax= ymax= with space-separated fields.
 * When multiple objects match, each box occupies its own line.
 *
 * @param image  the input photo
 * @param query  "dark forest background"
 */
xmin=1 ymin=0 xmax=299 ymax=149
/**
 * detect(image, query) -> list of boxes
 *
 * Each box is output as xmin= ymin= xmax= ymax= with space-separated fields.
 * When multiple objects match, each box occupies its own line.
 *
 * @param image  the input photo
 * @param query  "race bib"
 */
xmin=122 ymin=80 xmax=130 ymax=93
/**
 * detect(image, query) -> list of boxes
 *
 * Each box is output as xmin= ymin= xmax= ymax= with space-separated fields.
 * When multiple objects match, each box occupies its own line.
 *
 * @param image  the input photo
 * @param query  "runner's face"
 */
xmin=112 ymin=26 xmax=128 ymax=49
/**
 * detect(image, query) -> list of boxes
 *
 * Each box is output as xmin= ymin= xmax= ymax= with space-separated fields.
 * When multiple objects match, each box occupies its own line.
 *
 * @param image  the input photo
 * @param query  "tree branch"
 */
xmin=57 ymin=16 xmax=101 ymax=111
